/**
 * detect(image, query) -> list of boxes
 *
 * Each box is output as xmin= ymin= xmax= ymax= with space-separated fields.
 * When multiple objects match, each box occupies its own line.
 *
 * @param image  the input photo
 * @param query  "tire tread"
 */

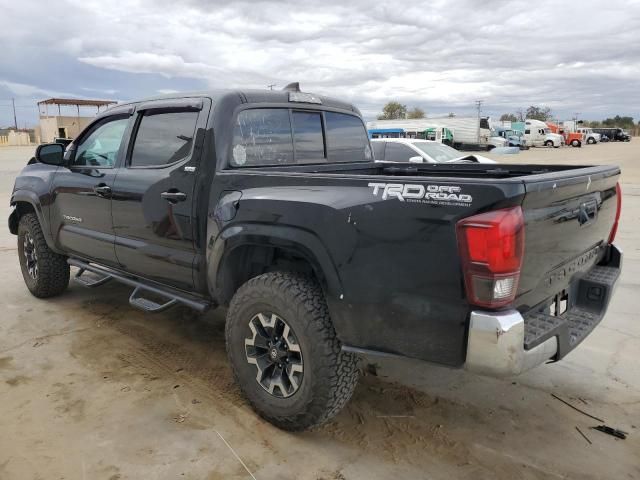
xmin=18 ymin=213 xmax=69 ymax=298
xmin=225 ymin=271 xmax=359 ymax=431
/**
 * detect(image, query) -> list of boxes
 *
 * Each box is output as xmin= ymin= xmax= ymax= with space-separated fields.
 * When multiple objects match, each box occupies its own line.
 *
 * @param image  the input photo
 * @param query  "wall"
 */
xmin=39 ymin=115 xmax=94 ymax=143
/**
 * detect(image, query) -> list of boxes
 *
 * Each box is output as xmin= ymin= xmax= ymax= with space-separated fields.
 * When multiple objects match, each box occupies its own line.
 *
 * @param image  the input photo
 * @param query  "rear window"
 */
xmin=292 ymin=111 xmax=325 ymax=162
xmin=325 ymin=112 xmax=372 ymax=162
xmin=231 ymin=109 xmax=294 ymax=166
xmin=230 ymin=108 xmax=371 ymax=167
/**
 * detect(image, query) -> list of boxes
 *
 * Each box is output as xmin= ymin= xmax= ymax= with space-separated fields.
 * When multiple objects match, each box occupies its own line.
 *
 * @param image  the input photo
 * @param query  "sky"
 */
xmin=1 ymin=0 xmax=639 ymax=128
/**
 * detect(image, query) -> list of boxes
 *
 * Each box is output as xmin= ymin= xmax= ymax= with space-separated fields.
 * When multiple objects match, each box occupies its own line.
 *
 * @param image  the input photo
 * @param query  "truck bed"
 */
xmin=254 ymin=161 xmax=609 ymax=180
xmin=219 ymin=161 xmax=620 ymax=366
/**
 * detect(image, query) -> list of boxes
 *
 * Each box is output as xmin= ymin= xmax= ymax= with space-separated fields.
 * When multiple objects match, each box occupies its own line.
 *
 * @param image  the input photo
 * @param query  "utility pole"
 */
xmin=267 ymin=84 xmax=276 ymax=90
xmin=475 ymin=100 xmax=483 ymax=143
xmin=12 ymin=98 xmax=18 ymax=130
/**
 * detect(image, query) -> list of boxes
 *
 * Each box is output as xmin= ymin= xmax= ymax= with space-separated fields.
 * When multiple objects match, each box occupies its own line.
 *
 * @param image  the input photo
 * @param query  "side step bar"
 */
xmin=68 ymin=258 xmax=211 ymax=313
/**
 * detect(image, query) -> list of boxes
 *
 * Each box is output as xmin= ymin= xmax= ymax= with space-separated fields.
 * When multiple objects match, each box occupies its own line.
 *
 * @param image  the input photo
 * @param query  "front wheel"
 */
xmin=225 ymin=272 xmax=359 ymax=431
xmin=571 ymin=139 xmax=581 ymax=147
xmin=17 ymin=213 xmax=69 ymax=298
xmin=544 ymin=140 xmax=554 ymax=147
xmin=587 ymin=137 xmax=596 ymax=144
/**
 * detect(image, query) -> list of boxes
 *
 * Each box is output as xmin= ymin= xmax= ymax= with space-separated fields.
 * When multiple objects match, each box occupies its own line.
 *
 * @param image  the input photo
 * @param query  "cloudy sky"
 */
xmin=1 ymin=0 xmax=639 ymax=127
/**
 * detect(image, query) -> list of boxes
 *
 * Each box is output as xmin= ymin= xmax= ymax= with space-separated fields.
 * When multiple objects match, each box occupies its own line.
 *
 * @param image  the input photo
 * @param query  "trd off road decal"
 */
xmin=368 ymin=182 xmax=472 ymax=206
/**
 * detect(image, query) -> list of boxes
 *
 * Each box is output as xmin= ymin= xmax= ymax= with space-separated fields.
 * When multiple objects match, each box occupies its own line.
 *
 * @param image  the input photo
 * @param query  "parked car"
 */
xmin=9 ymin=88 xmax=622 ymax=431
xmin=524 ymin=119 xmax=564 ymax=147
xmin=371 ymin=138 xmax=496 ymax=163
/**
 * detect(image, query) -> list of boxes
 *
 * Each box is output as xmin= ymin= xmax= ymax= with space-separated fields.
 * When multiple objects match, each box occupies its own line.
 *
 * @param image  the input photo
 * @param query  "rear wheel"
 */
xmin=544 ymin=140 xmax=554 ymax=147
xmin=17 ymin=213 xmax=69 ymax=298
xmin=225 ymin=271 xmax=359 ymax=431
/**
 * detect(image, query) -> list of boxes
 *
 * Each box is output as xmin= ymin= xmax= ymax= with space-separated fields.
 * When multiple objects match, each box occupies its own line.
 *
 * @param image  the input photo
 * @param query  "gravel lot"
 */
xmin=1 ymin=143 xmax=639 ymax=479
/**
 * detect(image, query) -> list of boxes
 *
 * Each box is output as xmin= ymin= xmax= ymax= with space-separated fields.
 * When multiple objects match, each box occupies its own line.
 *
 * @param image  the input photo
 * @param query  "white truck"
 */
xmin=524 ymin=119 xmax=564 ymax=147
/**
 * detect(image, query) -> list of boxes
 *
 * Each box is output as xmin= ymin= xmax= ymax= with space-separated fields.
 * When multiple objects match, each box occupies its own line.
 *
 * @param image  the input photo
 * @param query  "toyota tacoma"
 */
xmin=9 ymin=86 xmax=622 ymax=431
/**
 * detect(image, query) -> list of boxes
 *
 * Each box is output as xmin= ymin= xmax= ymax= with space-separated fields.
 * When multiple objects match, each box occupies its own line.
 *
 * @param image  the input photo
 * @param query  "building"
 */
xmin=0 ymin=128 xmax=37 ymax=146
xmin=38 ymin=98 xmax=117 ymax=143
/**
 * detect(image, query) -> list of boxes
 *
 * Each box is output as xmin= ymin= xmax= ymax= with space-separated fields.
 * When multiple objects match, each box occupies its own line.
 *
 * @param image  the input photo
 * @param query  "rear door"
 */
xmin=50 ymin=112 xmax=132 ymax=267
xmin=110 ymin=98 xmax=210 ymax=291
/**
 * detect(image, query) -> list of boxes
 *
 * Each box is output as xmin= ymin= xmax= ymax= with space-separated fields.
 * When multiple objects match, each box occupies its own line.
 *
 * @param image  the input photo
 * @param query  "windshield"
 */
xmin=411 ymin=141 xmax=463 ymax=162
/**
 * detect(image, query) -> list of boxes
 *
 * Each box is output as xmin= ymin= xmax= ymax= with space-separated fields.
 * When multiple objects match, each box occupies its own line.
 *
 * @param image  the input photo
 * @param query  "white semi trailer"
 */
xmin=367 ymin=117 xmax=506 ymax=150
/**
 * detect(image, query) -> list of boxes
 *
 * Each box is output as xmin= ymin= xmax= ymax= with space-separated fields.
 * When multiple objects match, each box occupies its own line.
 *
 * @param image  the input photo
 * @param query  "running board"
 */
xmin=74 ymin=267 xmax=113 ymax=288
xmin=68 ymin=258 xmax=211 ymax=313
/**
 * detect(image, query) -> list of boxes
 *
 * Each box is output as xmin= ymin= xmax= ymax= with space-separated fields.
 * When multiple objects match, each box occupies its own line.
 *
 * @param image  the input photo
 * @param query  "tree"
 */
xmin=377 ymin=101 xmax=407 ymax=120
xmin=602 ymin=115 xmax=634 ymax=129
xmin=525 ymin=105 xmax=553 ymax=122
xmin=499 ymin=113 xmax=518 ymax=122
xmin=406 ymin=107 xmax=425 ymax=119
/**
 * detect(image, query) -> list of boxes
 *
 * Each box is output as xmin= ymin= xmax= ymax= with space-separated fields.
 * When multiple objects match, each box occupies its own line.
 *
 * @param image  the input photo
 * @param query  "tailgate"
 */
xmin=517 ymin=165 xmax=620 ymax=312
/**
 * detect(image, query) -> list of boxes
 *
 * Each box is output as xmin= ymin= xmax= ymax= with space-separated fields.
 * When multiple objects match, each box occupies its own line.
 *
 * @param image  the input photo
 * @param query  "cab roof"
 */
xmin=107 ymin=88 xmax=362 ymax=116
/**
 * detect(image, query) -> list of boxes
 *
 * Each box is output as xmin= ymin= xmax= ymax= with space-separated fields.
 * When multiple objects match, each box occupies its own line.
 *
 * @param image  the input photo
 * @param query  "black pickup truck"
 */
xmin=9 ymin=87 xmax=622 ymax=431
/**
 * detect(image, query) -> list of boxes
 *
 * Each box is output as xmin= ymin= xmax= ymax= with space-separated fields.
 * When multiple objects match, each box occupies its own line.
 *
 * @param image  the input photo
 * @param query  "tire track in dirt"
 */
xmin=71 ymin=295 xmax=245 ymax=418
xmin=68 ymin=292 xmax=574 ymax=478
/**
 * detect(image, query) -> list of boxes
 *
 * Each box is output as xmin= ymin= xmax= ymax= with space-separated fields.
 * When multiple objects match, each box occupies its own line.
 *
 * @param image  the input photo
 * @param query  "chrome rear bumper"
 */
xmin=464 ymin=310 xmax=557 ymax=376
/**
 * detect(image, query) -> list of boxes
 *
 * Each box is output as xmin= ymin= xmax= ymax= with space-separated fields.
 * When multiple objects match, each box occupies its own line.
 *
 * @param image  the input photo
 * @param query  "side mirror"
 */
xmin=408 ymin=156 xmax=424 ymax=163
xmin=35 ymin=143 xmax=65 ymax=166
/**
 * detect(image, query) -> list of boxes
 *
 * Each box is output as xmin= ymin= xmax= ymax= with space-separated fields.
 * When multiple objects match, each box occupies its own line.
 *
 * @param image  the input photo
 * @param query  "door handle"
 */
xmin=161 ymin=191 xmax=187 ymax=203
xmin=94 ymin=184 xmax=112 ymax=197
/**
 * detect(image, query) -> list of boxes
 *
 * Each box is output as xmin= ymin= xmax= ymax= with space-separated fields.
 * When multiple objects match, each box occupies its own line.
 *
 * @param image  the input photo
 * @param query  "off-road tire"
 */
xmin=225 ymin=271 xmax=359 ymax=431
xmin=17 ymin=213 xmax=69 ymax=298
xmin=587 ymin=137 xmax=596 ymax=144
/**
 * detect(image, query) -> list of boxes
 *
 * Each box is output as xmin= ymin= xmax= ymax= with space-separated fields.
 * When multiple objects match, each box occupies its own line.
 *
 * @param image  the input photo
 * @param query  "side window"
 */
xmin=525 ymin=129 xmax=531 ymax=134
xmin=231 ymin=109 xmax=293 ymax=166
xmin=325 ymin=112 xmax=372 ymax=162
xmin=371 ymin=142 xmax=385 ymax=160
xmin=292 ymin=111 xmax=324 ymax=162
xmin=73 ymin=117 xmax=129 ymax=168
xmin=385 ymin=143 xmax=416 ymax=162
xmin=130 ymin=111 xmax=199 ymax=167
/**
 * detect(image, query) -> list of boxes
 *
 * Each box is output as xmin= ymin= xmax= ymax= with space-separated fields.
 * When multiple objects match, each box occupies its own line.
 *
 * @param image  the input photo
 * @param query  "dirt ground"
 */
xmin=0 ymin=143 xmax=639 ymax=480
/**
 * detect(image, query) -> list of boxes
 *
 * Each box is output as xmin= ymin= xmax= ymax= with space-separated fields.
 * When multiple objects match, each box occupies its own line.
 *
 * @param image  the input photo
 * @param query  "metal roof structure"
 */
xmin=37 ymin=98 xmax=118 ymax=107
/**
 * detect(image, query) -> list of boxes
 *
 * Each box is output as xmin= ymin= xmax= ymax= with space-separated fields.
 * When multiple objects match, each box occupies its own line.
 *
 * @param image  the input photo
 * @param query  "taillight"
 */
xmin=608 ymin=182 xmax=622 ymax=244
xmin=456 ymin=206 xmax=525 ymax=308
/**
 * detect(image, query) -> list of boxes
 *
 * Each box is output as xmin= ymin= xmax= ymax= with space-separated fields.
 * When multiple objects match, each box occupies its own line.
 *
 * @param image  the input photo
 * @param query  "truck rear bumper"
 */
xmin=465 ymin=310 xmax=558 ymax=376
xmin=465 ymin=244 xmax=622 ymax=377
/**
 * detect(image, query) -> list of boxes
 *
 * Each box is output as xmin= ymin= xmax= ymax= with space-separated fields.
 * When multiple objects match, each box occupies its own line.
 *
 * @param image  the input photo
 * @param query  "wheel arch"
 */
xmin=208 ymin=224 xmax=343 ymax=308
xmin=9 ymin=191 xmax=47 ymax=238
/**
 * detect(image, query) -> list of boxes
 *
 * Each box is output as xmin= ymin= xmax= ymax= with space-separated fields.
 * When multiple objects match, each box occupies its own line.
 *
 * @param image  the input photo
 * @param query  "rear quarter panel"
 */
xmin=209 ymin=170 xmax=525 ymax=367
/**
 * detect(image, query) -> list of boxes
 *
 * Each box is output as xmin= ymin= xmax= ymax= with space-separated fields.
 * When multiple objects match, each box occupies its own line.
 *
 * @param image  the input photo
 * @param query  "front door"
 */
xmin=50 ymin=114 xmax=131 ymax=267
xmin=111 ymin=99 xmax=209 ymax=291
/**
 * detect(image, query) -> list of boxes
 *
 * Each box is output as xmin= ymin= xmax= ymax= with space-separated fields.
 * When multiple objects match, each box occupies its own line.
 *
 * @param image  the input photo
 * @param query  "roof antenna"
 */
xmin=282 ymin=82 xmax=301 ymax=92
